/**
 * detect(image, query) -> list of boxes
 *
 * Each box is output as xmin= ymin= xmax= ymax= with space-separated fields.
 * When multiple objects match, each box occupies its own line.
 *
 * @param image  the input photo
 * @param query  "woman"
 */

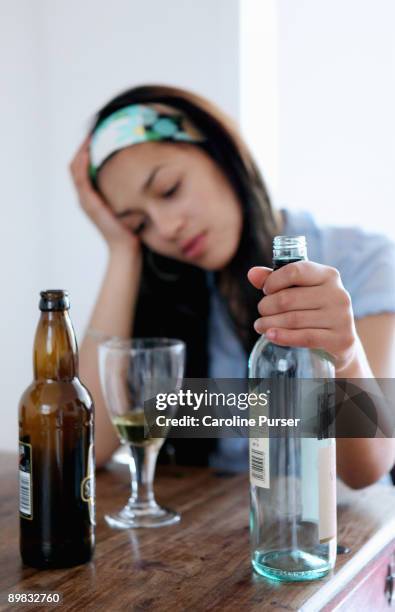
xmin=70 ymin=84 xmax=395 ymax=488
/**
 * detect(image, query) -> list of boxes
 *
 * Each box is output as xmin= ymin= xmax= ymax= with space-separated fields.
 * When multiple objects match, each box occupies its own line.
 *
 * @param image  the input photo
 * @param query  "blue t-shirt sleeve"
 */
xmin=320 ymin=225 xmax=395 ymax=319
xmin=283 ymin=209 xmax=395 ymax=318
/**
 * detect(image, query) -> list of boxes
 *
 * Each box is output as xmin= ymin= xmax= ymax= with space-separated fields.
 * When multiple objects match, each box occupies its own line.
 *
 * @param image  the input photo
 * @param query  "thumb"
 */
xmin=247 ymin=266 xmax=272 ymax=290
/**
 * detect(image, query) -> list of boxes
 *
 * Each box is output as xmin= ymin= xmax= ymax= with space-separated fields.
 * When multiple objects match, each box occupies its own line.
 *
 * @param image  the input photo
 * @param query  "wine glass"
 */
xmin=98 ymin=337 xmax=185 ymax=528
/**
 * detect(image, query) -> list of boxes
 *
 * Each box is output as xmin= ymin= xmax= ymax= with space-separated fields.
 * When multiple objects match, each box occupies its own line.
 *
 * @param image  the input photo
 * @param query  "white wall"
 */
xmin=240 ymin=0 xmax=279 ymax=196
xmin=0 ymin=1 xmax=46 ymax=450
xmin=276 ymin=0 xmax=395 ymax=235
xmin=0 ymin=0 xmax=241 ymax=451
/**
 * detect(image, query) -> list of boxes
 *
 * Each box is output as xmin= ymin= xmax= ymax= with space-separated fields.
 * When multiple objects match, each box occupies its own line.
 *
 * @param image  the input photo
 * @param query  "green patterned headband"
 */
xmin=89 ymin=103 xmax=206 ymax=179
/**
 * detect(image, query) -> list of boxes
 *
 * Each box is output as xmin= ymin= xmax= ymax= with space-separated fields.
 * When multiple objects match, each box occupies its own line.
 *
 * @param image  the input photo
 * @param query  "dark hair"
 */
xmin=92 ymin=84 xmax=280 ymax=465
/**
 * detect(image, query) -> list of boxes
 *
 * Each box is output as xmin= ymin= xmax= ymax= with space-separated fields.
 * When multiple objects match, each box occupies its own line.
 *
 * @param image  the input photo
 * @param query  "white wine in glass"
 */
xmin=99 ymin=337 xmax=185 ymax=529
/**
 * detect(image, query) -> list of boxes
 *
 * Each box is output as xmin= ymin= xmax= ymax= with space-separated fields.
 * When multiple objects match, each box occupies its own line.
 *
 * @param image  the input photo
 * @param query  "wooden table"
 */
xmin=1 ymin=452 xmax=395 ymax=611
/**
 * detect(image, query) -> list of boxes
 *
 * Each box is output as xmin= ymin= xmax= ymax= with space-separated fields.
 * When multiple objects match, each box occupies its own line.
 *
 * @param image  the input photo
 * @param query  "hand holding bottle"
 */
xmin=248 ymin=261 xmax=357 ymax=372
xmin=69 ymin=137 xmax=141 ymax=257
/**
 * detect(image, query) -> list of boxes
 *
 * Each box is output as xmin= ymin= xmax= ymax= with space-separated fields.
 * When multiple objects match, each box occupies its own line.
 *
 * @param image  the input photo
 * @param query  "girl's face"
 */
xmin=97 ymin=142 xmax=243 ymax=270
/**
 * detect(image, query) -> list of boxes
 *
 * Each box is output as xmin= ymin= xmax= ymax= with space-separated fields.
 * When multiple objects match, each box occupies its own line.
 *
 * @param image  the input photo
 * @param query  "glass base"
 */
xmin=105 ymin=501 xmax=180 ymax=529
xmin=252 ymin=549 xmax=332 ymax=582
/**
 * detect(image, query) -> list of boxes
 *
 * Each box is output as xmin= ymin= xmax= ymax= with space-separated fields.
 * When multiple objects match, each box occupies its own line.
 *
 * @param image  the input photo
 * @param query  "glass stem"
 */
xmin=128 ymin=444 xmax=158 ymax=508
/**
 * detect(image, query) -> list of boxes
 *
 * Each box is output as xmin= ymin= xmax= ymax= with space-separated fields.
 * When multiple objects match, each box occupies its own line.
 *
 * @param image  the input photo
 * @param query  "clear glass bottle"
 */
xmin=248 ymin=236 xmax=337 ymax=581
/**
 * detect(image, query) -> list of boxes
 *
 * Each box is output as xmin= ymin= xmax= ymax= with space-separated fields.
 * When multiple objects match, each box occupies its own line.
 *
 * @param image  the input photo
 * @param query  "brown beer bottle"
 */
xmin=19 ymin=290 xmax=95 ymax=568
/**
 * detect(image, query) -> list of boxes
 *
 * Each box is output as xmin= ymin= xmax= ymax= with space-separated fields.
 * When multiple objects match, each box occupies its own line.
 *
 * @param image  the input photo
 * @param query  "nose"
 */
xmin=152 ymin=208 xmax=185 ymax=241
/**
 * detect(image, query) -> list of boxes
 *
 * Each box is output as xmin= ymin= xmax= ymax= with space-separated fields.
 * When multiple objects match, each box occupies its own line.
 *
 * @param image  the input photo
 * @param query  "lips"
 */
xmin=181 ymin=232 xmax=207 ymax=259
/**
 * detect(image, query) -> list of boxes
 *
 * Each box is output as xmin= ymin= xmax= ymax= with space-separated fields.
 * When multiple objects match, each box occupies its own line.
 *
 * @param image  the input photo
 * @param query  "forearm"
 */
xmin=80 ymin=247 xmax=142 ymax=467
xmin=83 ymin=246 xmax=142 ymax=337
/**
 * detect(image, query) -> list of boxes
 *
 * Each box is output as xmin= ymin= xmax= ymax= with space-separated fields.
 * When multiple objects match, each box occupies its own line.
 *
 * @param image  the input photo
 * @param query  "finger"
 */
xmin=80 ymin=189 xmax=110 ymax=219
xmin=72 ymin=149 xmax=93 ymax=191
xmin=74 ymin=134 xmax=91 ymax=158
xmin=70 ymin=135 xmax=91 ymax=175
xmin=262 ymin=327 xmax=336 ymax=353
xmin=247 ymin=266 xmax=273 ymax=290
xmin=76 ymin=134 xmax=91 ymax=156
xmin=257 ymin=286 xmax=325 ymax=316
xmin=91 ymin=199 xmax=121 ymax=228
xmin=254 ymin=309 xmax=329 ymax=334
xmin=263 ymin=261 xmax=339 ymax=295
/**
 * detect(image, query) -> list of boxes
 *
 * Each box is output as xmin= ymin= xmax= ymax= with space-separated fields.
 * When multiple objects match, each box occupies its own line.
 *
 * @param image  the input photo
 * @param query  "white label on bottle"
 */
xmin=19 ymin=441 xmax=33 ymax=519
xmin=318 ymin=444 xmax=337 ymax=542
xmin=81 ymin=443 xmax=96 ymax=526
xmin=19 ymin=471 xmax=31 ymax=516
xmin=249 ymin=437 xmax=270 ymax=488
xmin=301 ymin=438 xmax=319 ymax=523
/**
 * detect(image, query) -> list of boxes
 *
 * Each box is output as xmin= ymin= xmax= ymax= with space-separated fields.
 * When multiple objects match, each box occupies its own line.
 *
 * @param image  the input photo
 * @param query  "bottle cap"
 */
xmin=39 ymin=290 xmax=70 ymax=312
xmin=273 ymin=235 xmax=306 ymax=248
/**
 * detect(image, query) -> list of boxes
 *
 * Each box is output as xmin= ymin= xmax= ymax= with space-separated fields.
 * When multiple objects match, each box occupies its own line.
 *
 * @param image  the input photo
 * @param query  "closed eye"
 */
xmin=162 ymin=181 xmax=181 ymax=199
xmin=133 ymin=221 xmax=147 ymax=235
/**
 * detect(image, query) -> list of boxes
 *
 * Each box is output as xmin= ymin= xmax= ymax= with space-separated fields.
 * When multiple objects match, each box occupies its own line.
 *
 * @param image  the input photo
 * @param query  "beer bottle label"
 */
xmin=19 ymin=441 xmax=33 ymax=520
xmin=81 ymin=443 xmax=95 ymax=525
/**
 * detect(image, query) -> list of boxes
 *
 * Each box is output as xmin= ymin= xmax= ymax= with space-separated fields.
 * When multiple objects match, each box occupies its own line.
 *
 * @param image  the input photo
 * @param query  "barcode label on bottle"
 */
xmin=19 ymin=442 xmax=33 ymax=519
xmin=249 ymin=437 xmax=270 ymax=488
xmin=19 ymin=472 xmax=31 ymax=515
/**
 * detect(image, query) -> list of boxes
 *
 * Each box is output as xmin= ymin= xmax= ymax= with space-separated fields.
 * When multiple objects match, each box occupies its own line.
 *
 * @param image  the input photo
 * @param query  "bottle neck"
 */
xmin=33 ymin=311 xmax=78 ymax=381
xmin=273 ymin=236 xmax=307 ymax=269
xmin=273 ymin=253 xmax=307 ymax=270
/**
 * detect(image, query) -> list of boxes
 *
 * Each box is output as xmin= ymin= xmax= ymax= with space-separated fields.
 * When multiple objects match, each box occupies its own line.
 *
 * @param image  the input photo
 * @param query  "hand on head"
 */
xmin=69 ymin=137 xmax=141 ymax=257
